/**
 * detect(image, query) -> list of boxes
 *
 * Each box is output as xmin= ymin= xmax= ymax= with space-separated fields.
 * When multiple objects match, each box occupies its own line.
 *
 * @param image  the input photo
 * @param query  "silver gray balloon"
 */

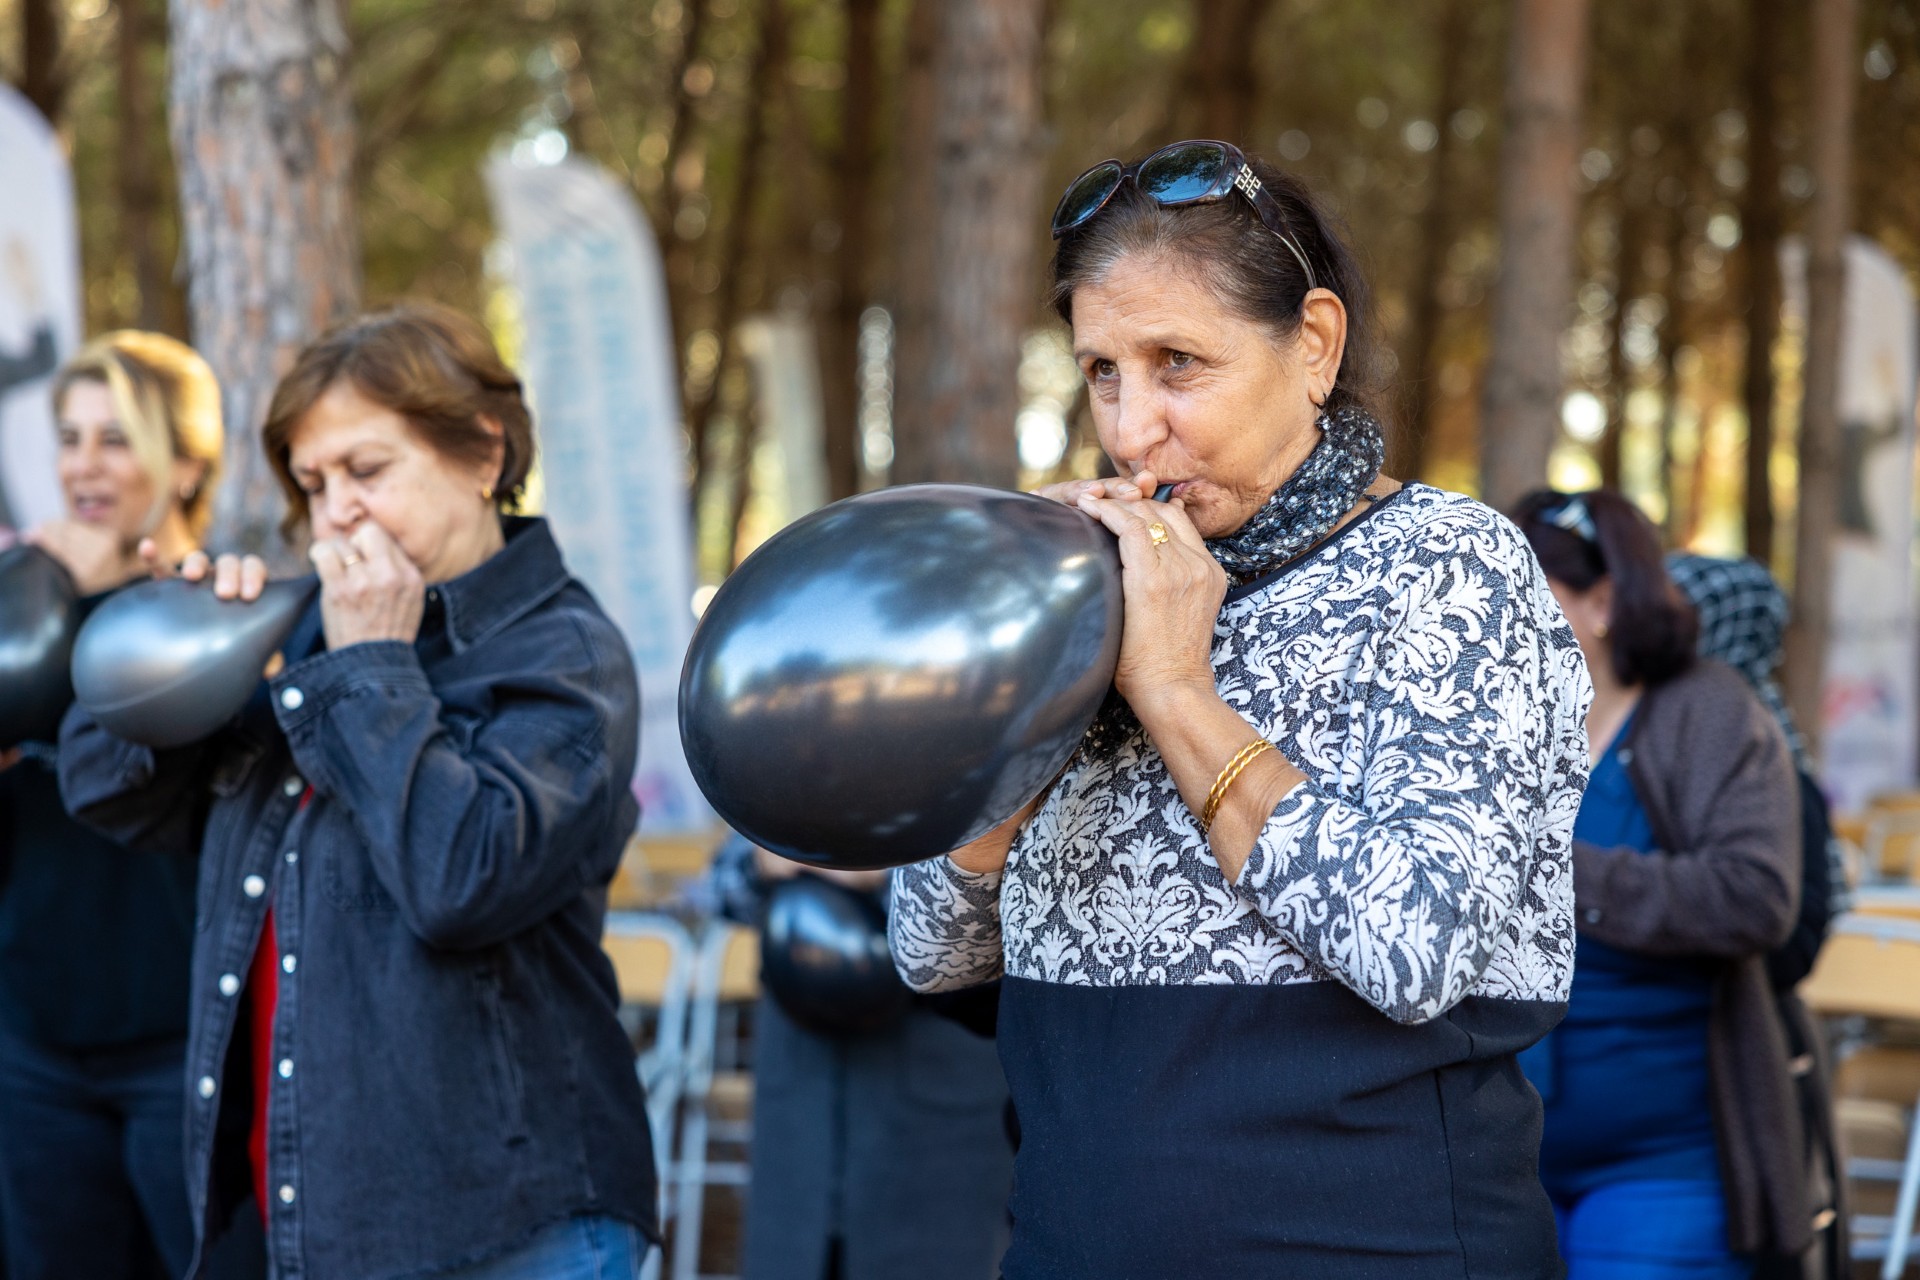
xmin=679 ymin=484 xmax=1122 ymax=870
xmin=0 ymin=545 xmax=80 ymax=748
xmin=71 ymin=576 xmax=318 ymax=748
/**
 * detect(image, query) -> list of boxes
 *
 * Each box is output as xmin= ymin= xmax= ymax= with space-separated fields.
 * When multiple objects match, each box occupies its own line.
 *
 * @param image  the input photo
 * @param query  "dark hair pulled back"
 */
xmin=1049 ymin=149 xmax=1386 ymax=424
xmin=1513 ymin=487 xmax=1698 ymax=687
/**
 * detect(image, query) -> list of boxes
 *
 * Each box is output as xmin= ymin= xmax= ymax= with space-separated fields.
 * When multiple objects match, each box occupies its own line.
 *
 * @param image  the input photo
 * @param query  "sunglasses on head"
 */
xmin=1051 ymin=139 xmax=1319 ymax=291
xmin=1538 ymin=494 xmax=1600 ymax=546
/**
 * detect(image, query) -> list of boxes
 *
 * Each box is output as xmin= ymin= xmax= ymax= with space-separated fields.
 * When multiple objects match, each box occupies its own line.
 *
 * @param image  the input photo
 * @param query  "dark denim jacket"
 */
xmin=59 ymin=518 xmax=657 ymax=1279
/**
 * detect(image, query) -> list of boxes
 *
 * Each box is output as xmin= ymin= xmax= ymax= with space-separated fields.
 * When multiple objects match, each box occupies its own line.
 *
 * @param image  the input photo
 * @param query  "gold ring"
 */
xmin=340 ymin=550 xmax=364 ymax=567
xmin=1148 ymin=522 xmax=1170 ymax=549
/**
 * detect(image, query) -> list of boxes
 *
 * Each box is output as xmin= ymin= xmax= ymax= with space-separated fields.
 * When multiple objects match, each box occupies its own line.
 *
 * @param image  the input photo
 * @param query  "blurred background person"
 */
xmin=0 ymin=332 xmax=246 ymax=1278
xmin=1667 ymin=551 xmax=1847 ymax=1279
xmin=58 ymin=303 xmax=657 ymax=1278
xmin=1514 ymin=489 xmax=1809 ymax=1279
xmin=709 ymin=833 xmax=1012 ymax=1280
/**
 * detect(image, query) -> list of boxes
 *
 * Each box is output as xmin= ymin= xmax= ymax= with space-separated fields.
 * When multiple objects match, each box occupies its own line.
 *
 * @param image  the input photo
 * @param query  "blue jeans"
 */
xmin=434 ymin=1214 xmax=650 ymax=1280
xmin=0 ymin=1023 xmax=195 ymax=1279
xmin=1554 ymin=1179 xmax=1752 ymax=1279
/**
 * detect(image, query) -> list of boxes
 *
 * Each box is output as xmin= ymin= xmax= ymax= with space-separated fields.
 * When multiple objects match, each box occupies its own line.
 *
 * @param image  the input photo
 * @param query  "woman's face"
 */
xmin=1548 ymin=575 xmax=1615 ymax=685
xmin=1070 ymin=251 xmax=1347 ymax=538
xmin=56 ymin=378 xmax=193 ymax=544
xmin=287 ymin=380 xmax=503 ymax=585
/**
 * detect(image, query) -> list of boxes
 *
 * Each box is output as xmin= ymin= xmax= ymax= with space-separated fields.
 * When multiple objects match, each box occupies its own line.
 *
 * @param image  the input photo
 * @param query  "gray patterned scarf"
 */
xmin=1082 ymin=403 xmax=1385 ymax=754
xmin=1204 ymin=403 xmax=1386 ymax=584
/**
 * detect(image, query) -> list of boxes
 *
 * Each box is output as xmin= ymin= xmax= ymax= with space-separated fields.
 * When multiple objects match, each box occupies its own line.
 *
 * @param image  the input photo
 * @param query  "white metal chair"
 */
xmin=1803 ymin=913 xmax=1920 ymax=1277
xmin=602 ymin=912 xmax=699 ymax=1280
xmin=669 ymin=922 xmax=761 ymax=1280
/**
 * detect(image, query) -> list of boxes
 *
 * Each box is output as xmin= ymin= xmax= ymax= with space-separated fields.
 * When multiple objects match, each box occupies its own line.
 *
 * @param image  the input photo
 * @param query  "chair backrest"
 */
xmin=1802 ymin=914 xmax=1920 ymax=1022
xmin=1862 ymin=806 xmax=1920 ymax=882
xmin=602 ymin=912 xmax=698 ymax=1184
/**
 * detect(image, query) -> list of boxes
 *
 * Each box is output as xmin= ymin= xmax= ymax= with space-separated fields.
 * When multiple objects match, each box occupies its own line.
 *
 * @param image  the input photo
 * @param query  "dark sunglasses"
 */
xmin=1050 ymin=139 xmax=1318 ymax=291
xmin=1537 ymin=493 xmax=1600 ymax=546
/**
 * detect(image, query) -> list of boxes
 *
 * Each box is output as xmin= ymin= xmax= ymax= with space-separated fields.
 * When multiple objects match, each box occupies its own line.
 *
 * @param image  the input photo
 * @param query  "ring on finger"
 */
xmin=339 ymin=548 xmax=364 ymax=568
xmin=1148 ymin=521 xmax=1170 ymax=551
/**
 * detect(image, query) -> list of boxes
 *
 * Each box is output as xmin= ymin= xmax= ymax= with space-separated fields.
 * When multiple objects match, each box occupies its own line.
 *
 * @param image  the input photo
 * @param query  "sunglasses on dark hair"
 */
xmin=1537 ymin=493 xmax=1600 ymax=546
xmin=1050 ymin=139 xmax=1319 ymax=291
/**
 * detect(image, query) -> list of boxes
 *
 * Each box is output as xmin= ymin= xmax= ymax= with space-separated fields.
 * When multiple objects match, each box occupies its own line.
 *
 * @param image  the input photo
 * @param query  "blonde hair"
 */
xmin=51 ymin=332 xmax=224 ymax=539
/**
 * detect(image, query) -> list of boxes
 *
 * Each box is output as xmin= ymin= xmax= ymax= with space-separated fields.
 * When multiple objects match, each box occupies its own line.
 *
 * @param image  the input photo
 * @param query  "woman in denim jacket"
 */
xmin=59 ymin=303 xmax=657 ymax=1280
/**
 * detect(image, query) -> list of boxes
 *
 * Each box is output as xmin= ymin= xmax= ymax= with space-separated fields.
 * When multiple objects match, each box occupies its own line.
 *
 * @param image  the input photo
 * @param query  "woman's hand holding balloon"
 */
xmin=309 ymin=522 xmax=424 ymax=650
xmin=139 ymin=541 xmax=269 ymax=602
xmin=1073 ymin=471 xmax=1226 ymax=722
xmin=25 ymin=519 xmax=140 ymax=595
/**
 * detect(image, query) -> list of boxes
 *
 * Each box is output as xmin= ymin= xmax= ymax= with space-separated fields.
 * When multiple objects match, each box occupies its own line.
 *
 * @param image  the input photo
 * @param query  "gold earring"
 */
xmin=481 ymin=485 xmax=496 ymax=502
xmin=1595 ymin=622 xmax=1610 ymax=639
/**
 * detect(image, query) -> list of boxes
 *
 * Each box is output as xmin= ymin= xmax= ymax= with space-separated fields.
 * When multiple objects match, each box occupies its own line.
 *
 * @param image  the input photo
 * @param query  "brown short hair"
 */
xmin=52 ymin=331 xmax=225 ymax=539
xmin=262 ymin=302 xmax=534 ymax=538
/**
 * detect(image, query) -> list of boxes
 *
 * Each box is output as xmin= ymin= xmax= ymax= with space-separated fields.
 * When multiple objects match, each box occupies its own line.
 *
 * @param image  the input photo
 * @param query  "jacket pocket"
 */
xmin=475 ymin=964 xmax=531 ymax=1145
xmin=321 ymin=837 xmax=399 ymax=913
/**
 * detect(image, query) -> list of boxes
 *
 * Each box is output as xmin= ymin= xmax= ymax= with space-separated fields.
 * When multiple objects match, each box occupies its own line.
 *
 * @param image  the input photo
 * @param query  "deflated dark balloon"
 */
xmin=71 ymin=575 xmax=318 ymax=749
xmin=679 ymin=484 xmax=1122 ymax=870
xmin=761 ymin=875 xmax=912 ymax=1037
xmin=0 ymin=545 xmax=80 ymax=748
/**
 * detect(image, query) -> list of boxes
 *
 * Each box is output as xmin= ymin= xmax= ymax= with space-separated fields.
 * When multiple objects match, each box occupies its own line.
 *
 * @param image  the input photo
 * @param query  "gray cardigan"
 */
xmin=1573 ymin=657 xmax=1808 ymax=1257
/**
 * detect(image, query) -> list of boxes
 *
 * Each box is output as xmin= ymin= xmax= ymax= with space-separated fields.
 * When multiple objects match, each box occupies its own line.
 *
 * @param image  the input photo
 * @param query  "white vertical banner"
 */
xmin=737 ymin=311 xmax=828 ymax=543
xmin=1785 ymin=236 xmax=1920 ymax=811
xmin=484 ymin=153 xmax=707 ymax=833
xmin=0 ymin=85 xmax=83 ymax=535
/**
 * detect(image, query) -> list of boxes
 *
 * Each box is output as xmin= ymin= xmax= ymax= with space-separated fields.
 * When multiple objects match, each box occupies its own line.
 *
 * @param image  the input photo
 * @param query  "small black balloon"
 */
xmin=71 ymin=576 xmax=318 ymax=748
xmin=761 ymin=876 xmax=912 ymax=1037
xmin=679 ymin=484 xmax=1121 ymax=870
xmin=0 ymin=545 xmax=80 ymax=748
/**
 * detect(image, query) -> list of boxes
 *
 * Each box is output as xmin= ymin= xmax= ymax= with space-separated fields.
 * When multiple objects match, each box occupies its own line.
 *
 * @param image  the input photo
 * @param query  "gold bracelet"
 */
xmin=1200 ymin=739 xmax=1275 ymax=833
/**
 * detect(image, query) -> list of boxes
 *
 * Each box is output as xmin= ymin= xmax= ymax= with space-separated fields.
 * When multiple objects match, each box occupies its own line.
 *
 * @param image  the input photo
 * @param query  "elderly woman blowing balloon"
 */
xmin=58 ymin=303 xmax=658 ymax=1278
xmin=888 ymin=141 xmax=1593 ymax=1279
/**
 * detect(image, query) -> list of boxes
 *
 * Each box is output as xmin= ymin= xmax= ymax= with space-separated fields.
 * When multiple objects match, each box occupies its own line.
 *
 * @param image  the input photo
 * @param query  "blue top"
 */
xmin=1527 ymin=710 xmax=1721 ymax=1200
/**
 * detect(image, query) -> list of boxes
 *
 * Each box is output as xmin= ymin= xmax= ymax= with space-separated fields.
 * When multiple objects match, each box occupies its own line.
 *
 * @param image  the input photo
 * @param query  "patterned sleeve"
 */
xmin=1234 ymin=522 xmax=1591 ymax=1025
xmin=888 ymin=856 xmax=1007 ymax=993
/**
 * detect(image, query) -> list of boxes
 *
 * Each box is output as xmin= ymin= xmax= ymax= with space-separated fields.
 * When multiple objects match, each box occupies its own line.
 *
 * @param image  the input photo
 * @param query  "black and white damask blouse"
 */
xmin=890 ymin=483 xmax=1592 ymax=1280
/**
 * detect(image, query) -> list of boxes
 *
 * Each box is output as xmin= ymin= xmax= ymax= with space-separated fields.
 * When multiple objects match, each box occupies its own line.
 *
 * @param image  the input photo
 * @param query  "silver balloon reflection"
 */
xmin=71 ymin=576 xmax=318 ymax=749
xmin=680 ymin=484 xmax=1122 ymax=870
xmin=0 ymin=545 xmax=81 ymax=748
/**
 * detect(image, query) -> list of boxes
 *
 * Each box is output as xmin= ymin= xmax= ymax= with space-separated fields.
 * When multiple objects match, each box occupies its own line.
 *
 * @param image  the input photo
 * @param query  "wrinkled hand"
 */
xmin=1074 ymin=471 xmax=1225 ymax=720
xmin=310 ymin=522 xmax=424 ymax=650
xmin=25 ymin=519 xmax=140 ymax=595
xmin=146 ymin=541 xmax=268 ymax=601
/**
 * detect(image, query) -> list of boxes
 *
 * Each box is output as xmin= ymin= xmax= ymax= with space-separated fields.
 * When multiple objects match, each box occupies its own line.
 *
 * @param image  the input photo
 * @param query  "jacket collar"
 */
xmin=431 ymin=516 xmax=570 ymax=654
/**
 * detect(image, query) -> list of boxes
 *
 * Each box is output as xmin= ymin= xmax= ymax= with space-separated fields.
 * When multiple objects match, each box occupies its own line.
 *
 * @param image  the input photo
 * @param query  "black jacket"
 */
xmin=59 ymin=518 xmax=657 ymax=1279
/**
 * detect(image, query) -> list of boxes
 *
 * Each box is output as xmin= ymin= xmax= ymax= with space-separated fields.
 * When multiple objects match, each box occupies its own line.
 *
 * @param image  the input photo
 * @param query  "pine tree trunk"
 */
xmin=118 ymin=0 xmax=169 ymax=333
xmin=817 ymin=0 xmax=880 ymax=502
xmin=1740 ymin=0 xmax=1785 ymax=565
xmin=1182 ymin=0 xmax=1271 ymax=143
xmin=21 ymin=0 xmax=65 ymax=124
xmin=684 ymin=0 xmax=785 ymax=499
xmin=1598 ymin=198 xmax=1646 ymax=490
xmin=1783 ymin=0 xmax=1859 ymax=751
xmin=889 ymin=0 xmax=1044 ymax=488
xmin=171 ymin=0 xmax=359 ymax=556
xmin=1391 ymin=0 xmax=1471 ymax=480
xmin=1478 ymin=0 xmax=1593 ymax=510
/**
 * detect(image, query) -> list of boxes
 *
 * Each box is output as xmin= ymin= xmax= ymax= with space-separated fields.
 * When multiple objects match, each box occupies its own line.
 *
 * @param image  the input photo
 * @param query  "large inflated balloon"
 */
xmin=680 ymin=484 xmax=1122 ymax=869
xmin=71 ymin=576 xmax=318 ymax=748
xmin=762 ymin=875 xmax=912 ymax=1036
xmin=0 ymin=546 xmax=80 ymax=748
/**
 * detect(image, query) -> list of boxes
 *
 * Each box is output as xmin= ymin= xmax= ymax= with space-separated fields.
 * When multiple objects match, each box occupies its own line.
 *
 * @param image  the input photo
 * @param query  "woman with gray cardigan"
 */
xmin=1515 ymin=489 xmax=1807 ymax=1279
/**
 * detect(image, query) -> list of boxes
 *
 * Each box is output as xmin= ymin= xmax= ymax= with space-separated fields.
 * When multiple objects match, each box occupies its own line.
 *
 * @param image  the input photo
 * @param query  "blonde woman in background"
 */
xmin=0 ymin=333 xmax=260 ymax=1279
